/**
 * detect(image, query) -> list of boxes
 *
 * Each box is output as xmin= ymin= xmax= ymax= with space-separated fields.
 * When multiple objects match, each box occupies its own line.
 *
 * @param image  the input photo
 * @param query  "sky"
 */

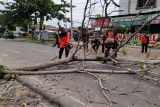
xmin=0 ymin=0 xmax=120 ymax=27
xmin=45 ymin=0 xmax=120 ymax=27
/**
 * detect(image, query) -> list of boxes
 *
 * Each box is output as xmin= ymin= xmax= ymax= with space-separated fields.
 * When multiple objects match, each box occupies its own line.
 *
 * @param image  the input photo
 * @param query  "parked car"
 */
xmin=3 ymin=31 xmax=15 ymax=39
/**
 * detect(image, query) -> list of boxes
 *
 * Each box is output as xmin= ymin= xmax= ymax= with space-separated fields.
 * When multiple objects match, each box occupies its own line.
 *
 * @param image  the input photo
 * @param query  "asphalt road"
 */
xmin=0 ymin=38 xmax=160 ymax=107
xmin=0 ymin=38 xmax=59 ymax=68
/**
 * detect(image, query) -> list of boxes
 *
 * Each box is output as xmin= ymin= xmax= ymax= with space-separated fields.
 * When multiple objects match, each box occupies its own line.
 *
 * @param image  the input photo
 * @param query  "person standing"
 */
xmin=58 ymin=27 xmax=70 ymax=59
xmin=102 ymin=31 xmax=108 ymax=53
xmin=103 ymin=29 xmax=115 ymax=63
xmin=141 ymin=32 xmax=149 ymax=53
xmin=81 ymin=28 xmax=89 ymax=50
xmin=91 ymin=37 xmax=101 ymax=53
xmin=108 ymin=30 xmax=114 ymax=38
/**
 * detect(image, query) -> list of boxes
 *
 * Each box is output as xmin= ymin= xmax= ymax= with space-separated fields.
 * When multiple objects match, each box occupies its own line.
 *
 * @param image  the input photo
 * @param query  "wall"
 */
xmin=119 ymin=0 xmax=160 ymax=15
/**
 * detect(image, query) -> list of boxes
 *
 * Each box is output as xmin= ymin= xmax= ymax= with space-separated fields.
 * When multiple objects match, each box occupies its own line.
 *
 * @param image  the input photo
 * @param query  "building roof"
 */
xmin=44 ymin=25 xmax=58 ymax=31
xmin=36 ymin=24 xmax=58 ymax=31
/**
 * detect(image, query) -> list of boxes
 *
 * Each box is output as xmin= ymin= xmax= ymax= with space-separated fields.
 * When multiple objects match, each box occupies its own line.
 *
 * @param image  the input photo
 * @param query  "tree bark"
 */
xmin=4 ymin=69 xmax=135 ymax=75
xmin=39 ymin=15 xmax=44 ymax=30
xmin=10 ymin=56 xmax=114 ymax=71
xmin=12 ymin=57 xmax=72 ymax=71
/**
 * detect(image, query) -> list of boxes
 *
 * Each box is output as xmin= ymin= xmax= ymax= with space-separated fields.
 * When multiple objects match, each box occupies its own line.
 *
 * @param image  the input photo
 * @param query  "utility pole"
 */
xmin=70 ymin=0 xmax=73 ymax=41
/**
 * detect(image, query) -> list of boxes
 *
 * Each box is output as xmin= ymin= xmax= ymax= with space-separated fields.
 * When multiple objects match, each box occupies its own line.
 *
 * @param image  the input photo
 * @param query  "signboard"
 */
xmin=150 ymin=16 xmax=160 ymax=24
xmin=118 ymin=33 xmax=157 ymax=41
xmin=90 ymin=17 xmax=110 ymax=27
xmin=117 ymin=33 xmax=159 ymax=46
xmin=112 ymin=15 xmax=147 ymax=26
xmin=112 ymin=14 xmax=160 ymax=26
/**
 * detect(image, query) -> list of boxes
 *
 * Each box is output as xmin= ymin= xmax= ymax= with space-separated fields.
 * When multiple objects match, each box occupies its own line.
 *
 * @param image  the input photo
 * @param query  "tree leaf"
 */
xmin=139 ymin=62 xmax=147 ymax=69
xmin=122 ymin=50 xmax=128 ymax=56
xmin=127 ymin=67 xmax=131 ymax=72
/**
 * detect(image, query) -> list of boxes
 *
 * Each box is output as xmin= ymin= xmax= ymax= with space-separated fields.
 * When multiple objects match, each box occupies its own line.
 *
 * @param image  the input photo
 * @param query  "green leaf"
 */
xmin=122 ymin=50 xmax=128 ymax=56
xmin=139 ymin=62 xmax=147 ymax=69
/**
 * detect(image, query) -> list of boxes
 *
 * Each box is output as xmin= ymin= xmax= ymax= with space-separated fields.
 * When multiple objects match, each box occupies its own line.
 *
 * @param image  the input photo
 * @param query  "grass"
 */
xmin=0 ymin=65 xmax=6 ymax=78
xmin=24 ymin=37 xmax=55 ymax=45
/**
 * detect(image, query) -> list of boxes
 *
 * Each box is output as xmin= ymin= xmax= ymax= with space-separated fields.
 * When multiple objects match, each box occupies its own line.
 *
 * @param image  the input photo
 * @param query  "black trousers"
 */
xmin=92 ymin=45 xmax=99 ymax=52
xmin=59 ymin=47 xmax=69 ymax=59
xmin=102 ymin=43 xmax=105 ymax=53
xmin=104 ymin=47 xmax=111 ymax=57
xmin=141 ymin=43 xmax=148 ymax=53
xmin=102 ymin=39 xmax=106 ymax=53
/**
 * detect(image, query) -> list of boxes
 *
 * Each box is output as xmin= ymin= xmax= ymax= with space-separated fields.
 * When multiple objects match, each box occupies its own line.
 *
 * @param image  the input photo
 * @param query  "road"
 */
xmin=0 ymin=38 xmax=160 ymax=107
xmin=0 ymin=38 xmax=58 ymax=68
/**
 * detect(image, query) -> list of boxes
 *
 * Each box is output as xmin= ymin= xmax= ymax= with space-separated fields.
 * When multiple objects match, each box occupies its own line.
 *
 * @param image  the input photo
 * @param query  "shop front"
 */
xmin=112 ymin=12 xmax=160 ymax=34
xmin=117 ymin=33 xmax=160 ymax=47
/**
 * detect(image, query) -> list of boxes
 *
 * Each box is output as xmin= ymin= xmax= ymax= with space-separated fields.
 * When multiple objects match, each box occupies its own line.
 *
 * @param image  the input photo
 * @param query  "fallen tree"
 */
xmin=0 ymin=0 xmax=160 ymax=107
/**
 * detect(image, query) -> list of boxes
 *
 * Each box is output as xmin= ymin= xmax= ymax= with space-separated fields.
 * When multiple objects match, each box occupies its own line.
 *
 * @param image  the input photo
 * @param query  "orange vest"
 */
xmin=58 ymin=32 xmax=70 ymax=48
xmin=141 ymin=36 xmax=147 ymax=43
xmin=108 ymin=32 xmax=114 ymax=39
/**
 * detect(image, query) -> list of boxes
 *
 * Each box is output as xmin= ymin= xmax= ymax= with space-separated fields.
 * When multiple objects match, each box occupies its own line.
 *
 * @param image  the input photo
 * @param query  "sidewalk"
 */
xmin=119 ymin=46 xmax=160 ymax=60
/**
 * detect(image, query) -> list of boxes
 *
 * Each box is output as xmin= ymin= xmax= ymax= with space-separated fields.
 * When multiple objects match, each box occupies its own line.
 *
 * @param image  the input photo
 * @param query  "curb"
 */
xmin=16 ymin=76 xmax=85 ymax=107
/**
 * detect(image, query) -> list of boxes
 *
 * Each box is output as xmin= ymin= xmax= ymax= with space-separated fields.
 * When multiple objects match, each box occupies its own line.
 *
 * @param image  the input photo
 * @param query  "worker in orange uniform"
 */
xmin=141 ymin=31 xmax=149 ymax=53
xmin=108 ymin=29 xmax=115 ymax=39
xmin=58 ymin=27 xmax=70 ymax=59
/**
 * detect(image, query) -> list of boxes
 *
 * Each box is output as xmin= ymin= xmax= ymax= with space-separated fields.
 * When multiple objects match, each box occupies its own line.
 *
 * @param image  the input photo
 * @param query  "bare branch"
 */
xmin=111 ymin=12 xmax=160 ymax=57
xmin=110 ymin=0 xmax=120 ymax=7
xmin=4 ymin=69 xmax=135 ymax=75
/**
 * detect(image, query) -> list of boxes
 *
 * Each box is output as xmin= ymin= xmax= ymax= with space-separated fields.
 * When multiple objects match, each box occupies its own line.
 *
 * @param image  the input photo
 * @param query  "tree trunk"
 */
xmin=4 ymin=69 xmax=135 ymax=75
xmin=10 ymin=56 xmax=113 ymax=71
xmin=39 ymin=15 xmax=44 ymax=40
xmin=39 ymin=15 xmax=44 ymax=31
xmin=12 ymin=57 xmax=73 ymax=71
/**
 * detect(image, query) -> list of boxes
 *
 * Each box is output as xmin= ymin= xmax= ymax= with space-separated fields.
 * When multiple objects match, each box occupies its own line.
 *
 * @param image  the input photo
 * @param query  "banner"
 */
xmin=118 ymin=34 xmax=157 ymax=41
xmin=117 ymin=33 xmax=159 ymax=46
xmin=112 ymin=14 xmax=160 ymax=26
xmin=90 ymin=17 xmax=110 ymax=27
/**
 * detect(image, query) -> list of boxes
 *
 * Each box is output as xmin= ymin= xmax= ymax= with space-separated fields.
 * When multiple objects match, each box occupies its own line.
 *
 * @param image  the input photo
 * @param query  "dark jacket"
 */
xmin=91 ymin=38 xmax=101 ymax=46
xmin=82 ymin=33 xmax=89 ymax=43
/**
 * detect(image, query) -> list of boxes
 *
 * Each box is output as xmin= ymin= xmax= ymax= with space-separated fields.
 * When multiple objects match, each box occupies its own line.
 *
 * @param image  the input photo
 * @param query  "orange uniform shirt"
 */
xmin=58 ymin=32 xmax=70 ymax=48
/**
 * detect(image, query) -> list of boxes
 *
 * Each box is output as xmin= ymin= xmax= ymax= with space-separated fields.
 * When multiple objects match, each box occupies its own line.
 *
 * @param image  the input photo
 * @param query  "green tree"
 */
xmin=0 ymin=0 xmax=35 ymax=31
xmin=96 ymin=14 xmax=101 ymax=18
xmin=34 ymin=0 xmax=69 ymax=30
xmin=0 ymin=14 xmax=7 ymax=27
xmin=0 ymin=0 xmax=70 ymax=31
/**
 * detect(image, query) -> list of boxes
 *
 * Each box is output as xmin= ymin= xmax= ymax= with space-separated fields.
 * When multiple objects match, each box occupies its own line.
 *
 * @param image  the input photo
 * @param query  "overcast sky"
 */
xmin=45 ymin=0 xmax=120 ymax=27
xmin=0 ymin=0 xmax=120 ymax=27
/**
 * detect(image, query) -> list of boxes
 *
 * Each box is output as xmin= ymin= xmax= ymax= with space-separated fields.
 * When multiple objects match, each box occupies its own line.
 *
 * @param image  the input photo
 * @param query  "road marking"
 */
xmin=66 ymin=95 xmax=86 ymax=106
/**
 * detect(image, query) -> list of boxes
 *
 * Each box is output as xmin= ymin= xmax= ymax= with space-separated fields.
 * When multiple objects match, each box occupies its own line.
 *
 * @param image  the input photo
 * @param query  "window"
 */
xmin=137 ymin=0 xmax=156 ymax=9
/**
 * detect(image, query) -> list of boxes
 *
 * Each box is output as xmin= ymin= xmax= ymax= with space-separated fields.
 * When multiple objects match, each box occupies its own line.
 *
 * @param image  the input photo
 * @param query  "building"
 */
xmin=119 ymin=0 xmax=160 ymax=15
xmin=112 ymin=0 xmax=160 ymax=33
xmin=36 ymin=24 xmax=58 ymax=32
xmin=112 ymin=0 xmax=160 ymax=46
